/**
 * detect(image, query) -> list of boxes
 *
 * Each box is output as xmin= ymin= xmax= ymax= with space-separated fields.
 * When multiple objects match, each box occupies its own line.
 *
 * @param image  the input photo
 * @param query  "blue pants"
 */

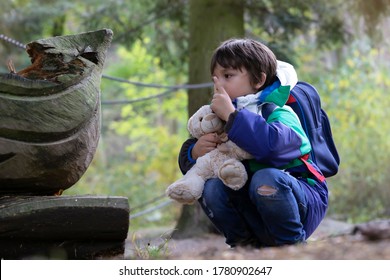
xmin=199 ymin=168 xmax=321 ymax=247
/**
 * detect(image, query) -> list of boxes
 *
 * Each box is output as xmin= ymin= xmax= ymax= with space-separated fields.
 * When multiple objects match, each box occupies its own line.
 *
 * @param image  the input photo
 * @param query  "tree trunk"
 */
xmin=173 ymin=0 xmax=245 ymax=239
xmin=187 ymin=0 xmax=245 ymax=116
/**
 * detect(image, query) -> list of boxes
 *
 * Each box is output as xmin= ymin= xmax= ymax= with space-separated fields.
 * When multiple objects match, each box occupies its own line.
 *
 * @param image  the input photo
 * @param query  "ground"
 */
xmin=124 ymin=218 xmax=390 ymax=260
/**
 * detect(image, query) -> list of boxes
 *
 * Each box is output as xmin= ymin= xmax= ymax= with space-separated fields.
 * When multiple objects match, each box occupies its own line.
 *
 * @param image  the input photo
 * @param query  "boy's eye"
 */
xmin=224 ymin=74 xmax=232 ymax=79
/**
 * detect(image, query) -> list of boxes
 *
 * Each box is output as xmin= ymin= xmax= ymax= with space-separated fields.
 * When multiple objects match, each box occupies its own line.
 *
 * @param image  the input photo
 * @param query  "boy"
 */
xmin=177 ymin=38 xmax=328 ymax=247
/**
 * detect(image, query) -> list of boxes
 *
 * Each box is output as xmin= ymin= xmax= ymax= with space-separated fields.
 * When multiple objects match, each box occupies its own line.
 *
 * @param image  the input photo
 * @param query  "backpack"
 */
xmin=263 ymin=81 xmax=340 ymax=180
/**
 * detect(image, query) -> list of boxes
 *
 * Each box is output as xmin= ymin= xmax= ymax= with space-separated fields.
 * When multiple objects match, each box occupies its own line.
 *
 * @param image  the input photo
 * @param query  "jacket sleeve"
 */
xmin=178 ymin=138 xmax=197 ymax=174
xmin=226 ymin=108 xmax=307 ymax=167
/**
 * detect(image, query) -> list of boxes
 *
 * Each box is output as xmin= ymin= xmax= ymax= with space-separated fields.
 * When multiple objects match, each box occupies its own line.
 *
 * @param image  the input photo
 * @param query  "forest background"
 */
xmin=1 ymin=0 xmax=389 ymax=238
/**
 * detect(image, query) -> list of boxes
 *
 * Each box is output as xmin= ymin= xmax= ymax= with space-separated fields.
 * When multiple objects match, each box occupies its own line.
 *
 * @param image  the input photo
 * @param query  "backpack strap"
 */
xmin=262 ymin=103 xmax=326 ymax=183
xmin=300 ymin=154 xmax=326 ymax=182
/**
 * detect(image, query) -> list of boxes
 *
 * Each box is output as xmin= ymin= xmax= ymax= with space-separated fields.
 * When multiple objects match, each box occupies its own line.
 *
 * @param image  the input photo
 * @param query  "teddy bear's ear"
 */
xmin=187 ymin=105 xmax=213 ymax=138
xmin=197 ymin=105 xmax=213 ymax=116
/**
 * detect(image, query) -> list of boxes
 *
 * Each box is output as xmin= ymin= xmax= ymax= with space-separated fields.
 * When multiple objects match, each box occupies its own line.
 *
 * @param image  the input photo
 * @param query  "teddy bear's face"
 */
xmin=188 ymin=105 xmax=224 ymax=139
xmin=200 ymin=113 xmax=224 ymax=134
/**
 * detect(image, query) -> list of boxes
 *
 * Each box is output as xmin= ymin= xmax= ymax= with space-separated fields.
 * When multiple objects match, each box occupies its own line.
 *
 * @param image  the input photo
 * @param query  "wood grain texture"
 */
xmin=0 ymin=29 xmax=113 ymax=195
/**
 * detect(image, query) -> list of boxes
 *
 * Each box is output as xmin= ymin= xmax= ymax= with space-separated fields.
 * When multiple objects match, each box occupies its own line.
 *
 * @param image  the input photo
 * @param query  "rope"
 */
xmin=102 ymin=74 xmax=213 ymax=90
xmin=130 ymin=199 xmax=173 ymax=220
xmin=131 ymin=193 xmax=167 ymax=211
xmin=101 ymin=88 xmax=177 ymax=105
xmin=0 ymin=34 xmax=26 ymax=49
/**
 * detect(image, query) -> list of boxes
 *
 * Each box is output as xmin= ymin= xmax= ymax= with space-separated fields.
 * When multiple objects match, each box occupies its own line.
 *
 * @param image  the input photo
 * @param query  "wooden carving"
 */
xmin=0 ymin=29 xmax=113 ymax=195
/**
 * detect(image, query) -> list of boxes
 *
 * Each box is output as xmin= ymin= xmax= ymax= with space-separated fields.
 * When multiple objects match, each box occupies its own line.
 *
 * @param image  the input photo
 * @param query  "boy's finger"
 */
xmin=213 ymin=76 xmax=227 ymax=95
xmin=212 ymin=76 xmax=219 ymax=92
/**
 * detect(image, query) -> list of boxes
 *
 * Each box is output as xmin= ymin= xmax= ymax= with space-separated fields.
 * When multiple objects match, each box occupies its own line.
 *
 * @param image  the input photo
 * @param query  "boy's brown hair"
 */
xmin=210 ymin=38 xmax=277 ymax=90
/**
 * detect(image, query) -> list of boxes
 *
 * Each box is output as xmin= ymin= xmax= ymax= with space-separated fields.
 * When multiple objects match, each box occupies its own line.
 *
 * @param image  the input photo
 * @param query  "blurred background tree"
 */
xmin=1 ymin=0 xmax=389 ymax=237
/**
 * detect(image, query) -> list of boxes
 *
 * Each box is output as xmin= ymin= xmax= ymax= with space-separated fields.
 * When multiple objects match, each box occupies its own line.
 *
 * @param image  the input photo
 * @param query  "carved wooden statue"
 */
xmin=0 ymin=29 xmax=113 ymax=195
xmin=0 ymin=30 xmax=131 ymax=259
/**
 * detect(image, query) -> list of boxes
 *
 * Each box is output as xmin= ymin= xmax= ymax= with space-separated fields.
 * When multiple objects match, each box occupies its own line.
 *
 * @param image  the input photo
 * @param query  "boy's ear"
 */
xmin=254 ymin=72 xmax=266 ymax=90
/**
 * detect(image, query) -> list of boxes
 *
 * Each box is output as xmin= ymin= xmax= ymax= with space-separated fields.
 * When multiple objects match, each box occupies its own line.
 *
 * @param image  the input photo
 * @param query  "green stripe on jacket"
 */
xmin=248 ymin=105 xmax=311 ymax=173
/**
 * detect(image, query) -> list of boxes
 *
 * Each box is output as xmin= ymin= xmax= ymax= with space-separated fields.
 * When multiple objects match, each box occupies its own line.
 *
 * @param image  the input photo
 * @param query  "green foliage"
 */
xmin=299 ymin=39 xmax=390 ymax=222
xmin=245 ymin=0 xmax=347 ymax=61
xmin=107 ymin=41 xmax=188 ymax=189
xmin=129 ymin=233 xmax=170 ymax=259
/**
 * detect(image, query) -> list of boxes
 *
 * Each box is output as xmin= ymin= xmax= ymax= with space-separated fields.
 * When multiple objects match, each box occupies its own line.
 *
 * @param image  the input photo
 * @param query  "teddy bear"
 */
xmin=166 ymin=105 xmax=253 ymax=204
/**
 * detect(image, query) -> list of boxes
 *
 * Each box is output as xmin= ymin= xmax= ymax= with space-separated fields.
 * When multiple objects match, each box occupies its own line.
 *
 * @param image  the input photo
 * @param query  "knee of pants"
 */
xmin=249 ymin=168 xmax=290 ymax=198
xmin=200 ymin=178 xmax=229 ymax=209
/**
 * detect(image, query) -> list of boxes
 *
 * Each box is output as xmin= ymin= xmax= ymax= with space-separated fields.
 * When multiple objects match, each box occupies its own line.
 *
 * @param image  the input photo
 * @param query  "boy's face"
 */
xmin=212 ymin=63 xmax=262 ymax=100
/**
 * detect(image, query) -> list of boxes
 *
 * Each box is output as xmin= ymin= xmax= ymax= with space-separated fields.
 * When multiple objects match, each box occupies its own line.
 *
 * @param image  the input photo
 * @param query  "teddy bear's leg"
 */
xmin=218 ymin=159 xmax=248 ymax=190
xmin=166 ymin=169 xmax=206 ymax=204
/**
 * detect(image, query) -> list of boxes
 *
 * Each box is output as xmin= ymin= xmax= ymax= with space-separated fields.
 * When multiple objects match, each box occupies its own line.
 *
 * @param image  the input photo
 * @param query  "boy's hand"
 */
xmin=211 ymin=77 xmax=235 ymax=121
xmin=192 ymin=133 xmax=221 ymax=159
